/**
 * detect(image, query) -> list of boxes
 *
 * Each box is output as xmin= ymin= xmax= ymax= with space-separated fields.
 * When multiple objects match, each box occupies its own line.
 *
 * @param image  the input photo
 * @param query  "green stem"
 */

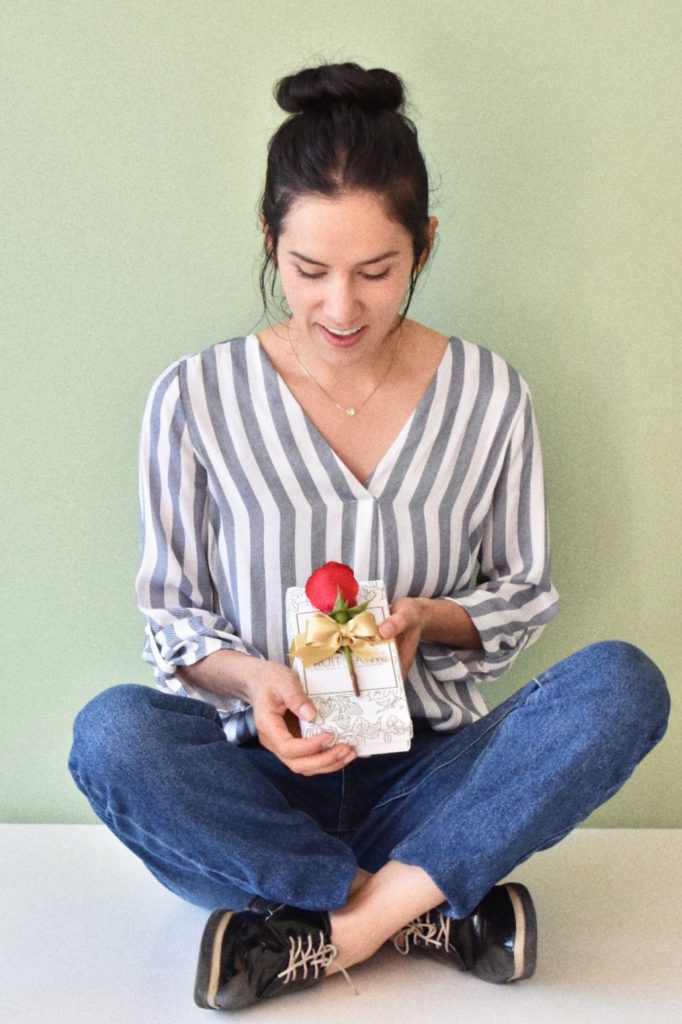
xmin=342 ymin=646 xmax=360 ymax=697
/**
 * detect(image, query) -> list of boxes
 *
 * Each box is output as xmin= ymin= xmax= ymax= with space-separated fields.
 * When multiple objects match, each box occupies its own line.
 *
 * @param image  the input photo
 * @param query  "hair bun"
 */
xmin=275 ymin=62 xmax=404 ymax=114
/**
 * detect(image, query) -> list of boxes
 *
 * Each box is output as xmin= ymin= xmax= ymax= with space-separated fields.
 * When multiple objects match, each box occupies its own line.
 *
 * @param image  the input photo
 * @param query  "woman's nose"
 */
xmin=323 ymin=276 xmax=361 ymax=326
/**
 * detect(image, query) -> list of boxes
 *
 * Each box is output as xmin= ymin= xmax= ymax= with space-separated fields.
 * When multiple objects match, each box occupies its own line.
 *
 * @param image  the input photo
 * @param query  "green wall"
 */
xmin=2 ymin=1 xmax=680 ymax=825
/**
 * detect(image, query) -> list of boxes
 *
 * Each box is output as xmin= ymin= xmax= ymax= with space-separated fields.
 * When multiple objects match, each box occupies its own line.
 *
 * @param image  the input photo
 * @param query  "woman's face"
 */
xmin=270 ymin=190 xmax=435 ymax=369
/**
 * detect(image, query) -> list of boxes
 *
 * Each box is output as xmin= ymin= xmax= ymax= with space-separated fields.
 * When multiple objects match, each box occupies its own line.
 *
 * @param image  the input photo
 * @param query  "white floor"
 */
xmin=1 ymin=826 xmax=681 ymax=1024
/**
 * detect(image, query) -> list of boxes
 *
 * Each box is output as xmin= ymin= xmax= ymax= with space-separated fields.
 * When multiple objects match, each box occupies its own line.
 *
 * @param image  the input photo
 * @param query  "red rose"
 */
xmin=305 ymin=561 xmax=360 ymax=613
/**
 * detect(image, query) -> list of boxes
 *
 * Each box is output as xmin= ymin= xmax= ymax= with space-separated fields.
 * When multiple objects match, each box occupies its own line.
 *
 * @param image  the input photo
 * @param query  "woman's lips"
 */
xmin=317 ymin=324 xmax=367 ymax=348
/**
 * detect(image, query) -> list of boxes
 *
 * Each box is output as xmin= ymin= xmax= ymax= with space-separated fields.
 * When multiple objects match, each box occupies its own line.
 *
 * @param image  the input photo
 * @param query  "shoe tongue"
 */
xmin=245 ymin=900 xmax=332 ymax=942
xmin=246 ymin=897 xmax=286 ymax=915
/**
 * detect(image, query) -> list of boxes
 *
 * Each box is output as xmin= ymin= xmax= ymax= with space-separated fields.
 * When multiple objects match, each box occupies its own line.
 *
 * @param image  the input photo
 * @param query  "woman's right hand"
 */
xmin=180 ymin=650 xmax=356 ymax=775
xmin=248 ymin=663 xmax=357 ymax=776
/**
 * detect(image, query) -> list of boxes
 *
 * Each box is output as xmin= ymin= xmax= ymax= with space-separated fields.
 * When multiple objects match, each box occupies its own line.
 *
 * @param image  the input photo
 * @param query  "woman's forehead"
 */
xmin=279 ymin=190 xmax=411 ymax=254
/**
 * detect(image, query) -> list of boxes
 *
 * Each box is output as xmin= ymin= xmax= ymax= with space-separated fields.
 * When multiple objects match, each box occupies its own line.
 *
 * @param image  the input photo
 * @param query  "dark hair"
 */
xmin=258 ymin=62 xmax=432 ymax=323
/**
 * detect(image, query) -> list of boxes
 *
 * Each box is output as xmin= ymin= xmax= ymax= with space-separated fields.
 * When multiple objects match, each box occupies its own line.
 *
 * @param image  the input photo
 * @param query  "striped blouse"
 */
xmin=136 ymin=333 xmax=559 ymax=741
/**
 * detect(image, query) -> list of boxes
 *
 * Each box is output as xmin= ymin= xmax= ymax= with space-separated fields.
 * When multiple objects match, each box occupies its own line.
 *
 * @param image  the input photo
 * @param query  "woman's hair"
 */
xmin=258 ymin=62 xmax=432 ymax=323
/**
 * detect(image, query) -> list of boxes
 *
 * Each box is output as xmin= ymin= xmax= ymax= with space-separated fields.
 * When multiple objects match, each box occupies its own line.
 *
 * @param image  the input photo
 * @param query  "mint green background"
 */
xmin=2 ymin=2 xmax=679 ymax=825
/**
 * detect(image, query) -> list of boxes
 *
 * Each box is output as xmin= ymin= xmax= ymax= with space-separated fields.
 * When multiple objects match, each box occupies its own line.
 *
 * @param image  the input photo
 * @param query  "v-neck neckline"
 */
xmin=248 ymin=333 xmax=454 ymax=497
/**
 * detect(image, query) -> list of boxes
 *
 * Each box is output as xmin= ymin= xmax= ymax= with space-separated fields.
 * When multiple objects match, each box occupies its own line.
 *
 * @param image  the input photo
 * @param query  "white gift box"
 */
xmin=286 ymin=580 xmax=413 ymax=756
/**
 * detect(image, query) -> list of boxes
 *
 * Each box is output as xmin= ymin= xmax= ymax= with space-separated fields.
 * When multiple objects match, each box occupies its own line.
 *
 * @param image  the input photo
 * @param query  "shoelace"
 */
xmin=277 ymin=933 xmax=357 ymax=993
xmin=394 ymin=911 xmax=452 ymax=955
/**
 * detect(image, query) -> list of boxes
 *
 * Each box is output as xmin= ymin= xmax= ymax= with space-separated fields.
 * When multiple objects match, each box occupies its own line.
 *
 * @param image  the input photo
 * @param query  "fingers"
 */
xmin=379 ymin=611 xmax=409 ymax=641
xmin=284 ymin=738 xmax=357 ymax=776
xmin=376 ymin=600 xmax=424 ymax=678
xmin=378 ymin=599 xmax=419 ymax=640
xmin=252 ymin=674 xmax=358 ymax=775
xmin=260 ymin=669 xmax=317 ymax=723
xmin=285 ymin=691 xmax=317 ymax=724
xmin=260 ymin=714 xmax=357 ymax=775
xmin=378 ymin=616 xmax=398 ymax=640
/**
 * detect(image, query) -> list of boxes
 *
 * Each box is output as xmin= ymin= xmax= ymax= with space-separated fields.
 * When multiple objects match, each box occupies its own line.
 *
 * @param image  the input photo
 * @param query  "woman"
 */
xmin=69 ymin=63 xmax=669 ymax=1011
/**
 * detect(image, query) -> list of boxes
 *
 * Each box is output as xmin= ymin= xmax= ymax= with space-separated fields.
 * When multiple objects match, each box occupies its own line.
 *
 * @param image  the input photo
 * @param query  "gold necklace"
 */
xmin=287 ymin=325 xmax=403 ymax=417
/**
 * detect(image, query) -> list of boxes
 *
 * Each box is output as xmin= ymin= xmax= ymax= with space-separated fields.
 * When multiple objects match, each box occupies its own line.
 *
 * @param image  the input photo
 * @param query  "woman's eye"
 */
xmin=295 ymin=268 xmax=324 ymax=279
xmin=294 ymin=267 xmax=390 ymax=281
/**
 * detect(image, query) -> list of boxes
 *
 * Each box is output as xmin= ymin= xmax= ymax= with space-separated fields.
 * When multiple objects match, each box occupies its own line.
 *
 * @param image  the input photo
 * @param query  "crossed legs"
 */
xmin=69 ymin=641 xmax=669 ymax=995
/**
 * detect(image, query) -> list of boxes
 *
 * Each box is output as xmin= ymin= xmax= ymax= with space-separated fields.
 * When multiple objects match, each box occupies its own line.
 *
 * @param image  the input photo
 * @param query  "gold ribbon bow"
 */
xmin=289 ymin=611 xmax=386 ymax=668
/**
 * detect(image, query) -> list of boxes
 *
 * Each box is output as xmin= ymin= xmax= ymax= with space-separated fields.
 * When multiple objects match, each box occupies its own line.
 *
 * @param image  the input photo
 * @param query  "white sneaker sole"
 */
xmin=194 ymin=909 xmax=235 ymax=1009
xmin=504 ymin=883 xmax=537 ymax=981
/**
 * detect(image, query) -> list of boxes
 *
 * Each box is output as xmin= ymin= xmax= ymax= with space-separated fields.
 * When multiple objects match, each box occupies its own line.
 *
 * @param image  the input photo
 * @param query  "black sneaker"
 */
xmin=194 ymin=901 xmax=338 ymax=1010
xmin=393 ymin=882 xmax=537 ymax=984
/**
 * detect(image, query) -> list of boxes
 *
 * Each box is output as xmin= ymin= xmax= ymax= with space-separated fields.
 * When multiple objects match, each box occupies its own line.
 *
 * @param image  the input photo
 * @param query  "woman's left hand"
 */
xmin=378 ymin=594 xmax=482 ymax=677
xmin=377 ymin=596 xmax=427 ymax=677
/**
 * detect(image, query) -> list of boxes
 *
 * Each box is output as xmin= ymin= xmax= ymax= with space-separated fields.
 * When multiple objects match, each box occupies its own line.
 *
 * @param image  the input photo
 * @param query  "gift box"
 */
xmin=286 ymin=580 xmax=413 ymax=755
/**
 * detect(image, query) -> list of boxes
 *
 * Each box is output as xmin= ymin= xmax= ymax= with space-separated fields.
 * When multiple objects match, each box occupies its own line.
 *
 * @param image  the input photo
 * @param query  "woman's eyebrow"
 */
xmin=287 ymin=249 xmax=400 ymax=267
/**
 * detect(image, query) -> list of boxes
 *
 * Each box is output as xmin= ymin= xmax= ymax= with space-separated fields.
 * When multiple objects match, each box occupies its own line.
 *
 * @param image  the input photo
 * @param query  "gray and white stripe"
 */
xmin=136 ymin=334 xmax=559 ymax=740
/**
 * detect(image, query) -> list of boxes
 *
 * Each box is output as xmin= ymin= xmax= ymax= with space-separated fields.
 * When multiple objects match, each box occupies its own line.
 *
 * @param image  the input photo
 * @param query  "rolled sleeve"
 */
xmin=135 ymin=362 xmax=263 ymax=710
xmin=422 ymin=385 xmax=559 ymax=686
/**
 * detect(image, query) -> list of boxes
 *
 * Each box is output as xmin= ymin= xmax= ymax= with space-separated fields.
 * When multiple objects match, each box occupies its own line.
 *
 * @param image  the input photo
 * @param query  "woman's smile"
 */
xmin=316 ymin=324 xmax=368 ymax=348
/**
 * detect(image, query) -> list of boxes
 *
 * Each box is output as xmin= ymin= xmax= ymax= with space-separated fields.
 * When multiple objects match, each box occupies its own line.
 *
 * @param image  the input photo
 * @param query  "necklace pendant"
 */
xmin=346 ymin=407 xmax=356 ymax=417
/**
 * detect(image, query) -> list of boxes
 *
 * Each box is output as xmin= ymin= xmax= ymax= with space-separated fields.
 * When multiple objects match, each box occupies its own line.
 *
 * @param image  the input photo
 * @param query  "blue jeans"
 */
xmin=68 ymin=641 xmax=669 ymax=919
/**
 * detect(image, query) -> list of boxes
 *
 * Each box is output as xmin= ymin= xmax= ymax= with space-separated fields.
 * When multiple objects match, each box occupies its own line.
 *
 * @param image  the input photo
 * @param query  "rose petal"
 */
xmin=305 ymin=561 xmax=360 ymax=613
